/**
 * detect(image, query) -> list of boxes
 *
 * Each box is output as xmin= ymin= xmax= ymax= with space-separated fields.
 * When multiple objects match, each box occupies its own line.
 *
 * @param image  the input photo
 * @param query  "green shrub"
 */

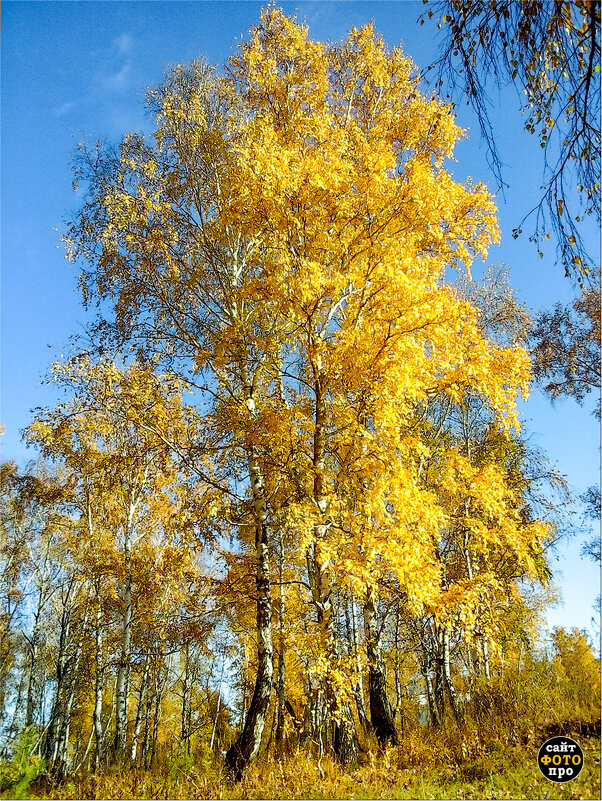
xmin=0 ymin=728 xmax=46 ymax=800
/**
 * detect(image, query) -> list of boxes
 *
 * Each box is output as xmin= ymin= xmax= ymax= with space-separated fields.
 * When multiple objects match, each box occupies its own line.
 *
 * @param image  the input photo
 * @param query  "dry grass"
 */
xmin=21 ymin=733 xmax=600 ymax=800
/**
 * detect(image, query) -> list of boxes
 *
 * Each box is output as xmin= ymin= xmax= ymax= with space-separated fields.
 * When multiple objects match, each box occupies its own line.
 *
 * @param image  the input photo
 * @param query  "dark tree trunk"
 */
xmin=434 ymin=656 xmax=445 ymax=720
xmin=55 ymin=680 xmax=76 ymax=778
xmin=393 ymin=608 xmax=405 ymax=731
xmin=142 ymin=668 xmax=154 ymax=769
xmin=131 ymin=656 xmax=150 ymax=763
xmin=306 ymin=382 xmax=358 ymax=767
xmin=225 ymin=372 xmax=274 ymax=779
xmin=368 ymin=660 xmax=398 ymax=747
xmin=364 ymin=589 xmax=398 ymax=747
xmin=180 ymin=643 xmax=191 ymax=753
xmin=149 ymin=665 xmax=167 ymax=768
xmin=26 ymin=549 xmax=53 ymax=728
xmin=43 ymin=580 xmax=77 ymax=770
xmin=210 ymin=649 xmax=226 ymax=752
xmin=225 ymin=521 xmax=273 ymax=780
xmin=284 ymin=697 xmax=303 ymax=735
xmin=333 ymin=703 xmax=358 ymax=767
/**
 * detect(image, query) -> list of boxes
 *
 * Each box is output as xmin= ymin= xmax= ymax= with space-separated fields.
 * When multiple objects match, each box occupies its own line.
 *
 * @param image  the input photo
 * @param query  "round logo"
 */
xmin=537 ymin=736 xmax=584 ymax=783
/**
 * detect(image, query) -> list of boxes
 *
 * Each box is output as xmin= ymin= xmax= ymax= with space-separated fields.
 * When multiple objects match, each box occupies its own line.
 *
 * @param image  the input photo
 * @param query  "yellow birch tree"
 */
xmin=63 ymin=7 xmax=547 ymax=772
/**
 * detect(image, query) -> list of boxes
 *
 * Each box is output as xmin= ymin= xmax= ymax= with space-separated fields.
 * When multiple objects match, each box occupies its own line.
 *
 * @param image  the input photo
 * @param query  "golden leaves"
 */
xmin=61 ymin=8 xmax=552 ymax=675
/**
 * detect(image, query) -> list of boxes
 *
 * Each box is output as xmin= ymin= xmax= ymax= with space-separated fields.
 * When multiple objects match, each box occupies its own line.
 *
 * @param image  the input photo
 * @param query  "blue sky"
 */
xmin=2 ymin=1 xmax=600 ymax=638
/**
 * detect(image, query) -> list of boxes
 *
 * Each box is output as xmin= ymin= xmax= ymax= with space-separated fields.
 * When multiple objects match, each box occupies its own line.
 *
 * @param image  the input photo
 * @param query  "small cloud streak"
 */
xmin=115 ymin=33 xmax=133 ymax=55
xmin=102 ymin=63 xmax=132 ymax=92
xmin=99 ymin=34 xmax=135 ymax=93
xmin=52 ymin=100 xmax=76 ymax=116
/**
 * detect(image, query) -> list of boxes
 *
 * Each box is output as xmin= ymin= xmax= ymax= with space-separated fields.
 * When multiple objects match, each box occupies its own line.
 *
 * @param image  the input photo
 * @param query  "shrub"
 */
xmin=0 ymin=728 xmax=46 ymax=800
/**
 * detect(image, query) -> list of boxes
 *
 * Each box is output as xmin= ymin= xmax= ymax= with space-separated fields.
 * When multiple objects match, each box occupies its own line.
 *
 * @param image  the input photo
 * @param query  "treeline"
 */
xmin=1 ymin=273 xmax=588 ymax=780
xmin=1 ymin=7 xmax=600 ymax=787
xmin=1 ymin=428 xmax=599 ymax=783
xmin=0 ymin=452 xmax=228 ymax=776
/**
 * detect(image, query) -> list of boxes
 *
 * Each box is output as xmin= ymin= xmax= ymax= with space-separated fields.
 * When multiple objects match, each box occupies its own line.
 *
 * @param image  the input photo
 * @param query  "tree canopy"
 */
xmin=57 ymin=7 xmax=551 ymax=773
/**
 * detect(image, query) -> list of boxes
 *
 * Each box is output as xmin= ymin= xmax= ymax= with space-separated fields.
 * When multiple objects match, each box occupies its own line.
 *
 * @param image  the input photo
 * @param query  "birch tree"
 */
xmin=62 ymin=7 xmax=548 ymax=773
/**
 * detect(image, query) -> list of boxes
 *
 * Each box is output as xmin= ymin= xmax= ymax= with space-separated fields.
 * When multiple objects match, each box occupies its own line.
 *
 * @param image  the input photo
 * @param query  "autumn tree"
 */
xmin=26 ymin=358 xmax=206 ymax=765
xmin=0 ymin=445 xmax=220 ymax=776
xmin=362 ymin=269 xmax=559 ymax=731
xmin=530 ymin=268 xmax=601 ymax=418
xmin=530 ymin=268 xmax=600 ymax=575
xmin=0 ymin=459 xmax=73 ymax=747
xmin=423 ymin=0 xmax=601 ymax=277
xmin=551 ymin=626 xmax=601 ymax=716
xmin=61 ymin=7 xmax=550 ymax=773
xmin=0 ymin=461 xmax=30 ymax=731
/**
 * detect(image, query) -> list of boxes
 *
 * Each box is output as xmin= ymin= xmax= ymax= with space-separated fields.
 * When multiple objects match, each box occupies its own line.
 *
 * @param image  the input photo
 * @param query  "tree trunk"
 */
xmin=115 ymin=503 xmax=135 ymax=757
xmin=442 ymin=626 xmax=462 ymax=720
xmin=149 ymin=668 xmax=166 ymax=768
xmin=274 ymin=526 xmax=286 ymax=753
xmin=306 ymin=381 xmax=357 ymax=766
xmin=131 ymin=656 xmax=150 ymax=762
xmin=225 ymin=364 xmax=274 ymax=779
xmin=393 ymin=608 xmax=404 ymax=730
xmin=434 ymin=657 xmax=445 ymax=719
xmin=26 ymin=546 xmax=53 ymax=727
xmin=55 ymin=680 xmax=76 ymax=778
xmin=142 ymin=666 xmax=154 ymax=769
xmin=74 ymin=726 xmax=95 ymax=774
xmin=333 ymin=701 xmax=358 ymax=764
xmin=25 ymin=631 xmax=40 ymax=729
xmin=180 ymin=643 xmax=190 ymax=754
xmin=93 ymin=602 xmax=105 ymax=771
xmin=225 ymin=521 xmax=273 ymax=779
xmin=26 ymin=612 xmax=43 ymax=728
xmin=307 ymin=541 xmax=358 ymax=766
xmin=482 ymin=638 xmax=491 ymax=680
xmin=5 ymin=669 xmax=25 ymax=757
xmin=363 ymin=588 xmax=397 ymax=747
xmin=43 ymin=580 xmax=77 ymax=769
xmin=422 ymin=656 xmax=440 ymax=728
xmin=210 ymin=649 xmax=226 ymax=751
xmin=47 ymin=598 xmax=87 ymax=778
xmin=424 ymin=673 xmax=440 ymax=727
xmin=346 ymin=598 xmax=369 ymax=733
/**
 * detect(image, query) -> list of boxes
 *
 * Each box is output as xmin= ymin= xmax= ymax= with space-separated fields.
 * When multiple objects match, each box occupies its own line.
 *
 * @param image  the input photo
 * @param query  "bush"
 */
xmin=0 ymin=728 xmax=46 ymax=800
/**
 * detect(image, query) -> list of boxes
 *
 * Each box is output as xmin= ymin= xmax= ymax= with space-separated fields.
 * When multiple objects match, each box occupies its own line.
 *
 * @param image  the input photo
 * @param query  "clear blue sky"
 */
xmin=2 ymin=1 xmax=600 ymax=638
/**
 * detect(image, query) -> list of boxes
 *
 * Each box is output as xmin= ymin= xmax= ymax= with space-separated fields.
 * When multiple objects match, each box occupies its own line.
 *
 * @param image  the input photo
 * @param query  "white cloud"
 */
xmin=115 ymin=33 xmax=133 ymax=55
xmin=98 ymin=34 xmax=135 ymax=93
xmin=102 ymin=63 xmax=132 ymax=92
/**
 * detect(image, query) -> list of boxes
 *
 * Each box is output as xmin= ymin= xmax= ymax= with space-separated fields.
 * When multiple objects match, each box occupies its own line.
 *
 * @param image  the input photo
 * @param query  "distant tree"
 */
xmin=26 ymin=358 xmax=201 ymax=766
xmin=530 ymin=274 xmax=600 ymax=574
xmin=530 ymin=271 xmax=601 ymax=418
xmin=580 ymin=484 xmax=600 ymax=567
xmin=423 ymin=0 xmax=601 ymax=278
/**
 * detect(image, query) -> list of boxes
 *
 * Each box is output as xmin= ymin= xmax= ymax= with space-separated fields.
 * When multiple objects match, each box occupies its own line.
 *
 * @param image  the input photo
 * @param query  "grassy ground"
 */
xmin=17 ymin=735 xmax=600 ymax=800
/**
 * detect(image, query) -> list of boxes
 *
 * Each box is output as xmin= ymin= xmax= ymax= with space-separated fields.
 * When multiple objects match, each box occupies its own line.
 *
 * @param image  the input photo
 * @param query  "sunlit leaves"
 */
xmin=58 ymin=8 xmax=554 ymax=739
